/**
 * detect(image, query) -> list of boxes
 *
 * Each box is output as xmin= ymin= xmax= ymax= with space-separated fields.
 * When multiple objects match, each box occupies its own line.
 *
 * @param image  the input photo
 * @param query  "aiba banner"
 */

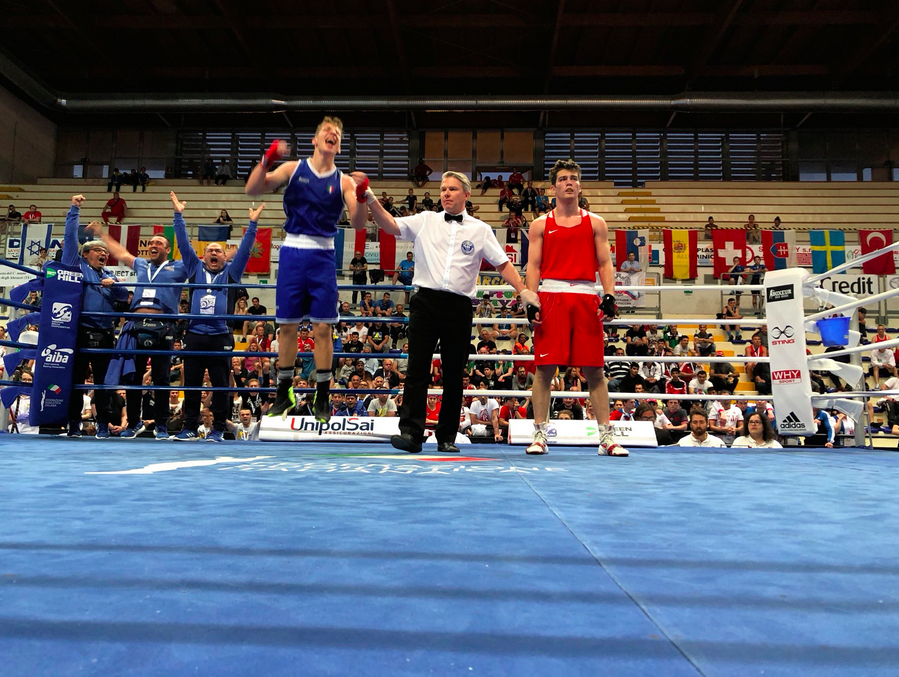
xmin=31 ymin=262 xmax=84 ymax=426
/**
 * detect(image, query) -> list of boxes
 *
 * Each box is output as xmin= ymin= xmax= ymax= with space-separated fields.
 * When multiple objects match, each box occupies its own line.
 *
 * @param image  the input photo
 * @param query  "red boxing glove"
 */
xmin=355 ymin=176 xmax=370 ymax=203
xmin=262 ymin=140 xmax=284 ymax=169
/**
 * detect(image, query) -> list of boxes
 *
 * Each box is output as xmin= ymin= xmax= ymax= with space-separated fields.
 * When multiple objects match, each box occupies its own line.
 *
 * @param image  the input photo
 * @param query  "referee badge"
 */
xmin=461 ymin=240 xmax=474 ymax=254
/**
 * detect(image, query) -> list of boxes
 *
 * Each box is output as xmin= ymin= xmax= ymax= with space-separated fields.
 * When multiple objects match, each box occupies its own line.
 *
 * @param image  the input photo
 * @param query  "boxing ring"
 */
xmin=2 ymin=250 xmax=899 ymax=676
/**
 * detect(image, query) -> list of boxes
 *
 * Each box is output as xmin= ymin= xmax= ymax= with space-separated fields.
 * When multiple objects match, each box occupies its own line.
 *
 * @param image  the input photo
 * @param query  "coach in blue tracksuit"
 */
xmin=64 ymin=194 xmax=130 ymax=438
xmin=94 ymin=216 xmax=188 ymax=440
xmin=170 ymin=192 xmax=263 ymax=442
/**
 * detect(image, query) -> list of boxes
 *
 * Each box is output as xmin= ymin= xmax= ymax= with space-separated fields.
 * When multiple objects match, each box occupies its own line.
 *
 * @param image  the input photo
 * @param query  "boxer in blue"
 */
xmin=245 ymin=117 xmax=368 ymax=421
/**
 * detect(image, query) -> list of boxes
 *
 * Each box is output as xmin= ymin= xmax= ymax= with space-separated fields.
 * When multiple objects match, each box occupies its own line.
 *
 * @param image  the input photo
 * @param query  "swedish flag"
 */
xmin=809 ymin=230 xmax=845 ymax=274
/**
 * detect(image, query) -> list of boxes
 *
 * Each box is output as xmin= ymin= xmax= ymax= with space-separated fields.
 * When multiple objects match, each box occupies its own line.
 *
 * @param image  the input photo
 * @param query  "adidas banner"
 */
xmin=764 ymin=268 xmax=816 ymax=435
xmin=31 ymin=262 xmax=84 ymax=426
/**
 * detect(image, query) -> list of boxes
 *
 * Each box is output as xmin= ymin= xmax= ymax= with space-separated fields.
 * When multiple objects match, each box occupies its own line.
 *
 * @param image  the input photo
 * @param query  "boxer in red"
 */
xmin=524 ymin=159 xmax=627 ymax=456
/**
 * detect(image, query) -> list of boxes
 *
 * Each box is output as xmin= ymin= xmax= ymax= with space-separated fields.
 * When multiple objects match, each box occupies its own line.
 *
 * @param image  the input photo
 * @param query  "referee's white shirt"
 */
xmin=395 ymin=210 xmax=509 ymax=298
xmin=676 ymin=433 xmax=727 ymax=447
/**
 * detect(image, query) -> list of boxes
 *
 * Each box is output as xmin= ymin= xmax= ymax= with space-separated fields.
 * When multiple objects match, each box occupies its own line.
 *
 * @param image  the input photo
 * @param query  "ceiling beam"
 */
xmin=685 ymin=0 xmax=744 ymax=89
xmin=6 ymin=10 xmax=880 ymax=31
xmin=542 ymin=0 xmax=567 ymax=93
xmin=385 ymin=0 xmax=412 ymax=95
xmin=831 ymin=5 xmax=899 ymax=88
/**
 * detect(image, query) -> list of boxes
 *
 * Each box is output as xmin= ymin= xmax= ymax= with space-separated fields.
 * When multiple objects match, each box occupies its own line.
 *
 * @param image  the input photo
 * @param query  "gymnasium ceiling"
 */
xmin=3 ymin=0 xmax=899 ymax=129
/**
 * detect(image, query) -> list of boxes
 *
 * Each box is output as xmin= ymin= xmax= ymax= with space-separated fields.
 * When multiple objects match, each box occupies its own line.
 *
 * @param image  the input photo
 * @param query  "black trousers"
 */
xmin=182 ymin=332 xmax=232 ymax=432
xmin=125 ymin=328 xmax=174 ymax=429
xmin=399 ymin=288 xmax=473 ymax=444
xmin=68 ymin=326 xmax=115 ymax=425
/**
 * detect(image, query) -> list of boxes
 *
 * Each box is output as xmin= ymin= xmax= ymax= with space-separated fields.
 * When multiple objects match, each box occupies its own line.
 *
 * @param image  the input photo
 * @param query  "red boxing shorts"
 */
xmin=533 ymin=281 xmax=604 ymax=367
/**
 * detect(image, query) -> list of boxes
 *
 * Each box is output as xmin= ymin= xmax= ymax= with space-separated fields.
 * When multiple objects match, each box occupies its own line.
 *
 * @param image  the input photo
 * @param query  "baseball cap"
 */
xmin=715 ymin=351 xmax=724 ymax=357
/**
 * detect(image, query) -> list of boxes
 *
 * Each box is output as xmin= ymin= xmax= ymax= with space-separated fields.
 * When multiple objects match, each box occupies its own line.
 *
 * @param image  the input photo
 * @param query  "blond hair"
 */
xmin=441 ymin=171 xmax=471 ymax=194
xmin=315 ymin=116 xmax=344 ymax=136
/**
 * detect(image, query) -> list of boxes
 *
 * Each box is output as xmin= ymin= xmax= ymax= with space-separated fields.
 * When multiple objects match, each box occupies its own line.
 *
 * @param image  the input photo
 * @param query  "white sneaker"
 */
xmin=526 ymin=428 xmax=548 ymax=455
xmin=598 ymin=426 xmax=629 ymax=457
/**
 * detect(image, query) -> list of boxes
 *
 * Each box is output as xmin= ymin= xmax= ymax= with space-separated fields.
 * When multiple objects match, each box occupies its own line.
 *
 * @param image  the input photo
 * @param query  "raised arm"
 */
xmin=342 ymin=172 xmax=370 ymax=232
xmin=170 ymin=192 xmax=200 ymax=276
xmin=94 ymin=221 xmax=136 ymax=268
xmin=245 ymin=141 xmax=295 ymax=195
xmin=364 ymin=188 xmax=402 ymax=237
xmin=228 ymin=203 xmax=264 ymax=280
xmin=63 ymin=195 xmax=84 ymax=267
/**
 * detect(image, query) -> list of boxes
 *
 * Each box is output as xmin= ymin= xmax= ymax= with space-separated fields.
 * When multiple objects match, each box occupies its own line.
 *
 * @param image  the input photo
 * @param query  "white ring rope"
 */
xmin=454 ymin=353 xmax=768 ymax=364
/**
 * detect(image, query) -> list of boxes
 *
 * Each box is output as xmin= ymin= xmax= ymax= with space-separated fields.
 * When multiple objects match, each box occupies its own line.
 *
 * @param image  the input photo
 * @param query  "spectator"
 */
xmin=469 ymin=394 xmax=501 ymax=441
xmin=107 ymin=168 xmax=123 ymax=192
xmin=511 ymin=365 xmax=534 ymax=391
xmin=744 ymin=214 xmax=760 ymax=244
xmin=393 ymin=251 xmax=414 ymax=302
xmin=412 ymin=159 xmax=433 ymax=187
xmin=22 ymin=204 xmax=42 ymax=223
xmin=709 ymin=352 xmax=738 ymax=393
xmin=498 ymin=395 xmax=526 ymax=438
xmin=403 ymin=188 xmax=417 ymax=212
xmin=772 ymin=216 xmax=782 ymax=230
xmin=639 ymin=358 xmax=664 ymax=393
xmin=722 ymin=297 xmax=742 ymax=342
xmin=497 ymin=184 xmax=514 ymax=212
xmin=744 ymin=333 xmax=768 ymax=381
xmin=808 ymin=406 xmax=835 ymax=448
xmin=720 ymin=399 xmax=747 ymax=445
xmin=228 ymin=407 xmax=260 ymax=440
xmin=578 ymin=196 xmax=590 ymax=211
xmin=731 ymin=411 xmax=782 ymax=448
xmin=215 ymin=159 xmax=232 ymax=186
xmin=368 ymin=388 xmax=398 ymax=417
xmin=348 ymin=250 xmax=369 ymax=304
xmin=101 ymin=192 xmax=127 ymax=224
xmin=202 ymin=158 xmax=217 ymax=185
xmin=871 ymin=325 xmax=897 ymax=382
xmin=502 ymin=211 xmax=523 ymax=244
xmin=672 ymin=335 xmax=691 ymax=357
xmin=507 ymin=168 xmax=524 ymax=195
xmin=726 ymin=257 xmax=746 ymax=302
xmin=677 ymin=408 xmax=726 ymax=447
xmin=747 ymin=256 xmax=766 ymax=315
xmin=857 ymin=307 xmax=868 ymax=342
xmin=656 ymin=399 xmax=689 ymax=442
xmin=493 ymin=309 xmax=515 ymax=342
xmin=609 ymin=398 xmax=637 ymax=421
xmin=521 ymin=181 xmax=538 ymax=211
xmin=420 ymin=191 xmax=435 ymax=211
xmin=475 ymin=296 xmax=495 ymax=320
xmin=665 ymin=367 xmax=688 ymax=395
xmin=692 ymin=324 xmax=716 ymax=357
xmin=619 ymin=252 xmax=642 ymax=274
xmin=704 ymin=216 xmax=717 ymax=240
xmin=373 ymin=292 xmax=395 ymax=317
xmin=624 ymin=324 xmax=648 ymax=356
xmin=606 ymin=349 xmax=630 ymax=391
xmin=135 ymin=167 xmax=149 ymax=192
xmin=534 ymin=188 xmax=549 ymax=215
xmin=618 ymin=362 xmax=645 ymax=394
xmin=477 ymin=175 xmax=494 ymax=196
xmin=635 ymin=402 xmax=674 ymax=445
xmin=214 ymin=209 xmax=233 ymax=225
xmin=551 ymin=393 xmax=584 ymax=420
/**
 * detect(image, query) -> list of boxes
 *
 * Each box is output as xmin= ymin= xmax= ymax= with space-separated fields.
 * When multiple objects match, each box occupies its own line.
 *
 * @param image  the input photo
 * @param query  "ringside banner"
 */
xmin=508 ymin=420 xmax=657 ymax=447
xmin=764 ymin=269 xmax=816 ymax=435
xmin=261 ymin=416 xmax=401 ymax=442
xmin=31 ymin=262 xmax=83 ymax=426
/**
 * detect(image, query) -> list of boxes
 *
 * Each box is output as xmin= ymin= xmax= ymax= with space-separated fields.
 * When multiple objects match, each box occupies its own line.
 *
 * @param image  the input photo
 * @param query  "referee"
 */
xmin=363 ymin=171 xmax=538 ymax=453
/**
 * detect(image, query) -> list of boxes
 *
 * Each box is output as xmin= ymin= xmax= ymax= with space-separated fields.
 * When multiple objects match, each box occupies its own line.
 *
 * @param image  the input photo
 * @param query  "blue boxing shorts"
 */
xmin=275 ymin=246 xmax=339 ymax=324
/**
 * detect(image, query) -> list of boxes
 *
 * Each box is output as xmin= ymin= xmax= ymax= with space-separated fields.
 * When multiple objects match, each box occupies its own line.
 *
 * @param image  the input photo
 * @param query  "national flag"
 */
xmin=614 ymin=229 xmax=649 ymax=271
xmin=520 ymin=230 xmax=530 ymax=269
xmin=106 ymin=224 xmax=142 ymax=266
xmin=48 ymin=384 xmax=61 ymax=394
xmin=153 ymin=225 xmax=180 ymax=260
xmin=243 ymin=226 xmax=272 ymax=274
xmin=354 ymin=229 xmax=367 ymax=259
xmin=711 ymin=229 xmax=749 ymax=280
xmin=8 ymin=223 xmax=52 ymax=267
xmin=662 ymin=230 xmax=697 ymax=279
xmin=379 ymin=230 xmax=397 ymax=276
xmin=808 ymin=230 xmax=845 ymax=274
xmin=859 ymin=229 xmax=896 ymax=275
xmin=761 ymin=229 xmax=798 ymax=271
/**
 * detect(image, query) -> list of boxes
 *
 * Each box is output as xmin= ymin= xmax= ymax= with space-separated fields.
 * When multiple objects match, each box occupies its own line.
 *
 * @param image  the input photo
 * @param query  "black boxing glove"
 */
xmin=599 ymin=293 xmax=617 ymax=319
xmin=527 ymin=303 xmax=539 ymax=325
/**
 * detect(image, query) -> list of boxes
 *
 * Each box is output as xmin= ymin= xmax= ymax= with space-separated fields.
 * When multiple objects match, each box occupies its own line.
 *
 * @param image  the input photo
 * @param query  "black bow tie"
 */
xmin=444 ymin=212 xmax=464 ymax=223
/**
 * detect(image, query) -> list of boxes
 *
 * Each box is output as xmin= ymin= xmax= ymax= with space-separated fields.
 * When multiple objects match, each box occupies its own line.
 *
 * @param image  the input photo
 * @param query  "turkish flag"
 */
xmin=859 ymin=229 xmax=896 ymax=275
xmin=711 ymin=230 xmax=749 ymax=280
